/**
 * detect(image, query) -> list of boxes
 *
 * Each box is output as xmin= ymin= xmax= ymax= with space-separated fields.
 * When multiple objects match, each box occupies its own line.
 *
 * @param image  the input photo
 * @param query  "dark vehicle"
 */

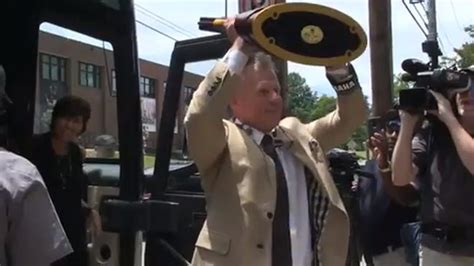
xmin=0 ymin=0 xmax=222 ymax=265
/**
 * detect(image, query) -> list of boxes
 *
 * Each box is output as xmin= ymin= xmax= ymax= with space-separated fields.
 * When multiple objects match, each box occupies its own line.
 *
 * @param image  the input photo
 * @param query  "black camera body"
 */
xmin=398 ymin=59 xmax=471 ymax=112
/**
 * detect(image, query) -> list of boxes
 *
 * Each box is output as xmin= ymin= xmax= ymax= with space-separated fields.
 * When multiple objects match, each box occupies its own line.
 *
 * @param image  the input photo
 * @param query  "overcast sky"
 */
xmin=41 ymin=0 xmax=474 ymax=100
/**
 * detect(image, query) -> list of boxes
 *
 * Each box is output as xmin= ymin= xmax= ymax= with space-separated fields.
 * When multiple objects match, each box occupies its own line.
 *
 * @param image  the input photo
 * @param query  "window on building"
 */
xmin=79 ymin=62 xmax=101 ymax=88
xmin=111 ymin=69 xmax=116 ymax=96
xmin=183 ymin=86 xmax=195 ymax=105
xmin=40 ymin=53 xmax=66 ymax=82
xmin=140 ymin=76 xmax=155 ymax=98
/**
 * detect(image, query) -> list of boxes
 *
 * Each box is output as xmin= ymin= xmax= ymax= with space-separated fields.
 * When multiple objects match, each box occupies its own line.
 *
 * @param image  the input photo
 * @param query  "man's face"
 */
xmin=385 ymin=120 xmax=400 ymax=155
xmin=231 ymin=66 xmax=283 ymax=133
xmin=53 ymin=116 xmax=84 ymax=143
xmin=456 ymin=79 xmax=474 ymax=134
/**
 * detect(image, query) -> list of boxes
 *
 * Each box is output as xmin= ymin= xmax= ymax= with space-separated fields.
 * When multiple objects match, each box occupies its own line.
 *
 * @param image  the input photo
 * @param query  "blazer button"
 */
xmin=267 ymin=212 xmax=273 ymax=219
xmin=257 ymin=244 xmax=264 ymax=249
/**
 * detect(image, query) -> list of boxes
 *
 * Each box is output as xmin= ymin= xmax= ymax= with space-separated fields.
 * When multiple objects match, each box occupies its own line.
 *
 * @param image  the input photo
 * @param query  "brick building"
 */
xmin=35 ymin=31 xmax=203 ymax=155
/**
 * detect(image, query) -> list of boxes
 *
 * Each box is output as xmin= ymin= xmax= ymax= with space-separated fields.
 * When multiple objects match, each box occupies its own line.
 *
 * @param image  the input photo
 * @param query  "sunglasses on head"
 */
xmin=386 ymin=120 xmax=400 ymax=132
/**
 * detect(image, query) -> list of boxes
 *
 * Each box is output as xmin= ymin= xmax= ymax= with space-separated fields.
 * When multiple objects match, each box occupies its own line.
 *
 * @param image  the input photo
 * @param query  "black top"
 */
xmin=358 ymin=160 xmax=418 ymax=256
xmin=29 ymin=132 xmax=88 ymax=261
xmin=412 ymin=124 xmax=474 ymax=256
xmin=413 ymin=125 xmax=474 ymax=226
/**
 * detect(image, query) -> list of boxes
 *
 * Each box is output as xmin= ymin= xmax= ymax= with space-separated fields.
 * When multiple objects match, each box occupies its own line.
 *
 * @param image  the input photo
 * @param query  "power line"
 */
xmin=135 ymin=3 xmax=196 ymax=38
xmin=135 ymin=3 xmax=195 ymax=37
xmin=440 ymin=27 xmax=455 ymax=49
xmin=413 ymin=3 xmax=429 ymax=29
xmin=135 ymin=7 xmax=193 ymax=39
xmin=448 ymin=0 xmax=465 ymax=33
xmin=437 ymin=36 xmax=447 ymax=56
xmin=136 ymin=8 xmax=193 ymax=39
xmin=136 ymin=19 xmax=178 ymax=41
xmin=438 ymin=24 xmax=456 ymax=55
xmin=420 ymin=0 xmax=428 ymax=13
xmin=402 ymin=0 xmax=428 ymax=37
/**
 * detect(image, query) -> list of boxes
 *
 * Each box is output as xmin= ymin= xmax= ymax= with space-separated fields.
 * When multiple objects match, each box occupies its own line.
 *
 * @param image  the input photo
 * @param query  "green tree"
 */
xmin=287 ymin=72 xmax=369 ymax=151
xmin=311 ymin=95 xmax=336 ymax=119
xmin=348 ymin=96 xmax=370 ymax=151
xmin=441 ymin=25 xmax=474 ymax=68
xmin=287 ymin=72 xmax=317 ymax=122
xmin=310 ymin=95 xmax=369 ymax=151
xmin=393 ymin=73 xmax=410 ymax=100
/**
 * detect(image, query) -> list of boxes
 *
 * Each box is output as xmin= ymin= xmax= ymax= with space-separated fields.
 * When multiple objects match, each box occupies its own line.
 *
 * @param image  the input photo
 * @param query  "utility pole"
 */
xmin=424 ymin=0 xmax=442 ymax=69
xmin=225 ymin=0 xmax=228 ymax=18
xmin=426 ymin=0 xmax=437 ymax=42
xmin=368 ymin=0 xmax=393 ymax=116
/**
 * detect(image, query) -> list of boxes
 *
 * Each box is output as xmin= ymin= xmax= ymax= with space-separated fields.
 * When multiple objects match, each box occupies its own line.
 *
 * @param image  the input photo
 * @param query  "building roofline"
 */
xmin=39 ymin=30 xmax=204 ymax=79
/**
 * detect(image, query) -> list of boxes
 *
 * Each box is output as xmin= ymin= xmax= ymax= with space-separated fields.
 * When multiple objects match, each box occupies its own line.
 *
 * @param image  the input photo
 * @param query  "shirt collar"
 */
xmin=234 ymin=118 xmax=266 ymax=144
xmin=233 ymin=118 xmax=289 ymax=148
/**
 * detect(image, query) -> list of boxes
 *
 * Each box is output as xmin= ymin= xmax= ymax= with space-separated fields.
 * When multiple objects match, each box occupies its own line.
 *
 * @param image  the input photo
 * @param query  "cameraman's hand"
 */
xmin=429 ymin=90 xmax=457 ymax=125
xmin=399 ymin=110 xmax=421 ymax=131
xmin=224 ymin=18 xmax=259 ymax=56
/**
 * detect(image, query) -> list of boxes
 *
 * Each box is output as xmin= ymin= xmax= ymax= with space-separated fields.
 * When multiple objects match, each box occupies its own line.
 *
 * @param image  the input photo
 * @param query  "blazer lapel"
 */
xmin=230 ymin=121 xmax=277 ymax=190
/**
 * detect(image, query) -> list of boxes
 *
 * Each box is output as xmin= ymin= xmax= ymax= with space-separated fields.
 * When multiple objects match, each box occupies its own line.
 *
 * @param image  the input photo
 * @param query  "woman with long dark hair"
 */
xmin=30 ymin=95 xmax=100 ymax=266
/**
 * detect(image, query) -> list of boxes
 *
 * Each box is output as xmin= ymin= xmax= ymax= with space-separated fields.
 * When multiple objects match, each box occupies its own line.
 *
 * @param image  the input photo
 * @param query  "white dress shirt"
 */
xmin=0 ymin=149 xmax=72 ymax=266
xmin=234 ymin=119 xmax=313 ymax=266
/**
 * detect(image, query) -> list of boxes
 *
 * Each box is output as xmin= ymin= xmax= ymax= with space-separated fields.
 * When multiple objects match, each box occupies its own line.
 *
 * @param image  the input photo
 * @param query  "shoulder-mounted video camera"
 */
xmin=398 ymin=58 xmax=472 ymax=112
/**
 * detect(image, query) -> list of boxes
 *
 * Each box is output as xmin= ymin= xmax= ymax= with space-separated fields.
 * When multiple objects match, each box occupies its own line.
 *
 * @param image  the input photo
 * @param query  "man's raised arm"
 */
xmin=185 ymin=20 xmax=254 ymax=180
xmin=306 ymin=64 xmax=368 ymax=152
xmin=184 ymin=60 xmax=238 ymax=173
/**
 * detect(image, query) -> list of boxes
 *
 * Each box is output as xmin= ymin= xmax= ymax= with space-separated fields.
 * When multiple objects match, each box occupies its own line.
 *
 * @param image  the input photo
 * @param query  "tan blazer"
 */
xmin=184 ymin=61 xmax=368 ymax=266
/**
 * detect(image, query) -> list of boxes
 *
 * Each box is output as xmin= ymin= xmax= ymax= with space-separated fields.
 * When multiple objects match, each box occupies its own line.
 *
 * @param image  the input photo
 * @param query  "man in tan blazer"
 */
xmin=185 ymin=20 xmax=368 ymax=266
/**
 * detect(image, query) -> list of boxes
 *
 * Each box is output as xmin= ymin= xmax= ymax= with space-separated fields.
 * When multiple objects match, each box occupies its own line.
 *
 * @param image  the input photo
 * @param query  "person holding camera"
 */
xmin=359 ymin=111 xmax=419 ymax=266
xmin=392 ymin=68 xmax=474 ymax=265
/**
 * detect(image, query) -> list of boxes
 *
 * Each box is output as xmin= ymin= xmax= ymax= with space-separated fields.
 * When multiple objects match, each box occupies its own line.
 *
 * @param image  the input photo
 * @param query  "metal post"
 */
xmin=424 ymin=0 xmax=440 ymax=68
xmin=225 ymin=0 xmax=228 ymax=18
xmin=368 ymin=0 xmax=393 ymax=116
xmin=426 ymin=0 xmax=437 ymax=42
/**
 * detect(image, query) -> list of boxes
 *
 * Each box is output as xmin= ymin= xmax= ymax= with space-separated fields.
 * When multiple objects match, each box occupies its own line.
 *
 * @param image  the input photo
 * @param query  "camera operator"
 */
xmin=359 ymin=111 xmax=419 ymax=266
xmin=392 ymin=67 xmax=474 ymax=265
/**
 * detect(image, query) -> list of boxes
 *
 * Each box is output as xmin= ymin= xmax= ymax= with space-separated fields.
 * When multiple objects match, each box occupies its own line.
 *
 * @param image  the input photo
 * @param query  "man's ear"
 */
xmin=231 ymin=88 xmax=245 ymax=108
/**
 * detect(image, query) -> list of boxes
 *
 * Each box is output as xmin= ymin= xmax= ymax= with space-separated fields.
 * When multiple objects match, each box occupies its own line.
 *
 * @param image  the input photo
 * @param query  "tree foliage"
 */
xmin=441 ymin=25 xmax=474 ymax=68
xmin=393 ymin=73 xmax=410 ymax=100
xmin=287 ymin=73 xmax=368 ymax=150
xmin=287 ymin=72 xmax=318 ymax=123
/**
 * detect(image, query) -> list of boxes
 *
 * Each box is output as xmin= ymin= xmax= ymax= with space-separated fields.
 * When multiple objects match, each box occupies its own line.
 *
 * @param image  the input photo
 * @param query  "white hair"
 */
xmin=227 ymin=52 xmax=279 ymax=118
xmin=245 ymin=52 xmax=277 ymax=73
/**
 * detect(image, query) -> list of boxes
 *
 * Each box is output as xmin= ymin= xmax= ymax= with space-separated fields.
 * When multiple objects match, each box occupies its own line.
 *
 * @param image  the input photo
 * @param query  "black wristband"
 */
xmin=326 ymin=63 xmax=361 ymax=95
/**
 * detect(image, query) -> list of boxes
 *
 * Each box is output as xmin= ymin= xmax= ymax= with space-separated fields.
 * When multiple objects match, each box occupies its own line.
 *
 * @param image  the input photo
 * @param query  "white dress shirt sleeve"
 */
xmin=10 ymin=178 xmax=73 ymax=265
xmin=222 ymin=48 xmax=249 ymax=75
